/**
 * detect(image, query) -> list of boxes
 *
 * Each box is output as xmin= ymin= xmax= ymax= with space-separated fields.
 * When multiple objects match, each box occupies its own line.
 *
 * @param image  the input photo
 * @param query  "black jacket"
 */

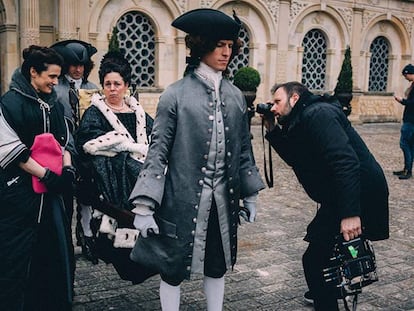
xmin=0 ymin=69 xmax=73 ymax=309
xmin=401 ymin=83 xmax=414 ymax=124
xmin=266 ymin=92 xmax=389 ymax=242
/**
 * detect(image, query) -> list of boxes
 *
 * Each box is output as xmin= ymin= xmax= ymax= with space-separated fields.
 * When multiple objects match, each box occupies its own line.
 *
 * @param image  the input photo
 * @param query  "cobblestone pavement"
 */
xmin=73 ymin=122 xmax=414 ymax=311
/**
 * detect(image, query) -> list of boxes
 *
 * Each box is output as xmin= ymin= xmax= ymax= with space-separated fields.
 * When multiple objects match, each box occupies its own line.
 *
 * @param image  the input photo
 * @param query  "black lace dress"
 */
xmin=75 ymin=108 xmax=156 ymax=284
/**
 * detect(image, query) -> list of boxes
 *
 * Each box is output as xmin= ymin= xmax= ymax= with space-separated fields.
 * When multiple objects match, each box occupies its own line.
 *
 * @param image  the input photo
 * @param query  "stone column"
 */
xmin=175 ymin=36 xmax=186 ymax=80
xmin=351 ymin=7 xmax=364 ymax=91
xmin=20 ymin=0 xmax=40 ymax=49
xmin=58 ymin=0 xmax=78 ymax=40
xmin=0 ymin=24 xmax=19 ymax=93
xmin=277 ymin=0 xmax=291 ymax=82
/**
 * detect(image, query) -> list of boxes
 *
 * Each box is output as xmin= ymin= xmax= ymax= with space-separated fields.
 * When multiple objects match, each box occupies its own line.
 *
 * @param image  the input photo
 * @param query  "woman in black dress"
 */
xmin=75 ymin=51 xmax=155 ymax=283
xmin=0 ymin=45 xmax=75 ymax=310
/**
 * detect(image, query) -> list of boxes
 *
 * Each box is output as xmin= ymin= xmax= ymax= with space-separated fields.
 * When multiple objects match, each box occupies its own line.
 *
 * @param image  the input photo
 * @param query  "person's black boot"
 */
xmin=304 ymin=291 xmax=313 ymax=304
xmin=76 ymin=220 xmax=99 ymax=264
xmin=393 ymin=169 xmax=406 ymax=176
xmin=75 ymin=219 xmax=83 ymax=247
xmin=82 ymin=236 xmax=99 ymax=265
xmin=399 ymin=169 xmax=412 ymax=179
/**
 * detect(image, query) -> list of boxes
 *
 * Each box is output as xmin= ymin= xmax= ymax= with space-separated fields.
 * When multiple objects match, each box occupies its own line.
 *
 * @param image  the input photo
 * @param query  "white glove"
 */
xmin=133 ymin=214 xmax=159 ymax=238
xmin=240 ymin=194 xmax=258 ymax=223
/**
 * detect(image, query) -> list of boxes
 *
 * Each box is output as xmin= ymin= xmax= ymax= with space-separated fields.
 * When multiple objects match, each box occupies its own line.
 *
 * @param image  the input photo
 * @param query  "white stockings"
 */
xmin=203 ymin=276 xmax=224 ymax=311
xmin=159 ymin=276 xmax=224 ymax=311
xmin=79 ymin=204 xmax=93 ymax=237
xmin=160 ymin=280 xmax=181 ymax=311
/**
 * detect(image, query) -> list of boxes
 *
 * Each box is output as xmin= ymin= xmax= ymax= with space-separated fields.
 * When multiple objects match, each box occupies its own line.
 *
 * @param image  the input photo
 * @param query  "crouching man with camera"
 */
xmin=261 ymin=82 xmax=389 ymax=311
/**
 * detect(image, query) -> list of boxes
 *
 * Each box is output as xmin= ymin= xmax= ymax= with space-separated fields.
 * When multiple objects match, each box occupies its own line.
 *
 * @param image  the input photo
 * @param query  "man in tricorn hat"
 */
xmin=129 ymin=8 xmax=265 ymax=311
xmin=51 ymin=39 xmax=98 ymax=129
xmin=51 ymin=39 xmax=99 ymax=264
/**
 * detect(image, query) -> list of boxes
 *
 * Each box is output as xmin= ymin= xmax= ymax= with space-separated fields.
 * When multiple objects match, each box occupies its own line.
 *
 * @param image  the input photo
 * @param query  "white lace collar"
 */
xmin=195 ymin=62 xmax=223 ymax=92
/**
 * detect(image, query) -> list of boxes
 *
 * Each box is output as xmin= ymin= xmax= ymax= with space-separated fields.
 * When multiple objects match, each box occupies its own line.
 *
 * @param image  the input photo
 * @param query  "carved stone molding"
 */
xmin=21 ymin=29 xmax=40 ymax=45
xmin=337 ymin=7 xmax=353 ymax=32
xmin=175 ymin=0 xmax=186 ymax=13
xmin=291 ymin=1 xmax=309 ymax=25
xmin=264 ymin=0 xmax=280 ymax=24
xmin=401 ymin=16 xmax=413 ymax=37
xmin=58 ymin=32 xmax=79 ymax=40
xmin=200 ymin=0 xmax=213 ymax=8
xmin=362 ymin=11 xmax=378 ymax=30
xmin=311 ymin=12 xmax=324 ymax=25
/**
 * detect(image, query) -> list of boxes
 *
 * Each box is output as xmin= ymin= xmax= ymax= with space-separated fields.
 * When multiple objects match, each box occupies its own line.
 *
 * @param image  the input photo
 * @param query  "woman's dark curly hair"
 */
xmin=21 ymin=45 xmax=64 ymax=82
xmin=184 ymin=34 xmax=241 ymax=75
xmin=98 ymin=51 xmax=132 ymax=86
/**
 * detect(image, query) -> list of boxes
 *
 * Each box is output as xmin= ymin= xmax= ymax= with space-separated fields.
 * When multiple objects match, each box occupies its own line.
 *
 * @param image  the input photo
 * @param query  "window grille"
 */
xmin=228 ymin=25 xmax=250 ymax=78
xmin=368 ymin=36 xmax=389 ymax=92
xmin=116 ymin=11 xmax=156 ymax=87
xmin=301 ymin=29 xmax=327 ymax=90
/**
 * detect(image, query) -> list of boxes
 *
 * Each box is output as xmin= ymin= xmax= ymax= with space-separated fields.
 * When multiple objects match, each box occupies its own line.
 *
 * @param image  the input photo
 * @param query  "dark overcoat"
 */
xmin=266 ymin=93 xmax=389 ymax=243
xmin=130 ymin=72 xmax=264 ymax=280
xmin=0 ymin=69 xmax=74 ymax=310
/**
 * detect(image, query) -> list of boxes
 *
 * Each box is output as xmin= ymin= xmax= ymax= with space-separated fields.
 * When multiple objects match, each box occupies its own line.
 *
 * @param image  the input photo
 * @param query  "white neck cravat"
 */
xmin=65 ymin=74 xmax=82 ymax=90
xmin=195 ymin=62 xmax=223 ymax=94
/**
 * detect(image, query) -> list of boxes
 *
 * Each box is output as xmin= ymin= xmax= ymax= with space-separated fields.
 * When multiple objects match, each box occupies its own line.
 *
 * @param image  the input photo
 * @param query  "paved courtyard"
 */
xmin=73 ymin=122 xmax=414 ymax=311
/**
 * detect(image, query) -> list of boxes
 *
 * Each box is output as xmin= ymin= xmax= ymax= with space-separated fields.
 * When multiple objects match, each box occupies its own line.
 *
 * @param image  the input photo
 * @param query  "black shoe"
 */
xmin=76 ymin=221 xmax=99 ymax=264
xmin=393 ymin=169 xmax=406 ymax=176
xmin=304 ymin=291 xmax=313 ymax=304
xmin=75 ymin=220 xmax=83 ymax=247
xmin=82 ymin=236 xmax=99 ymax=265
xmin=303 ymin=290 xmax=346 ymax=304
xmin=399 ymin=170 xmax=412 ymax=180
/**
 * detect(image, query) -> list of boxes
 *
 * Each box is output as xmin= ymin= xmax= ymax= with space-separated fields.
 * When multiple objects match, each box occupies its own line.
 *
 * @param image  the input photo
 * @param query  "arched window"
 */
xmin=368 ymin=36 xmax=389 ymax=92
xmin=228 ymin=24 xmax=250 ymax=78
xmin=301 ymin=29 xmax=327 ymax=90
xmin=116 ymin=11 xmax=156 ymax=88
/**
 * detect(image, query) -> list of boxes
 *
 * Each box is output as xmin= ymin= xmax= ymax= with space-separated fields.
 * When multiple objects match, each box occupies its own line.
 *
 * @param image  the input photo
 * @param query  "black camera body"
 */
xmin=323 ymin=236 xmax=378 ymax=299
xmin=256 ymin=102 xmax=273 ymax=117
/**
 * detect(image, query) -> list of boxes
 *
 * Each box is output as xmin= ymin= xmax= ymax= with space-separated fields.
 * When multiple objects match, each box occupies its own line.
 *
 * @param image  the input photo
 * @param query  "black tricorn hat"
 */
xmin=172 ymin=8 xmax=241 ymax=41
xmin=50 ymin=39 xmax=97 ymax=65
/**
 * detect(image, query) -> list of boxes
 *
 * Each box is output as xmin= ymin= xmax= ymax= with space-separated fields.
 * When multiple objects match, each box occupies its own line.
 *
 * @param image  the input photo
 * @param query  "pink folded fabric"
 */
xmin=30 ymin=133 xmax=63 ymax=193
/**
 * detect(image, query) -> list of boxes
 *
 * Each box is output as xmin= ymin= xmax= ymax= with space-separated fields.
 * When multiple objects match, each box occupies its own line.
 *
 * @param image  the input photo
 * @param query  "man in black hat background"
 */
xmin=51 ymin=40 xmax=99 ymax=263
xmin=51 ymin=39 xmax=98 ymax=129
xmin=129 ymin=8 xmax=264 ymax=311
xmin=393 ymin=63 xmax=414 ymax=180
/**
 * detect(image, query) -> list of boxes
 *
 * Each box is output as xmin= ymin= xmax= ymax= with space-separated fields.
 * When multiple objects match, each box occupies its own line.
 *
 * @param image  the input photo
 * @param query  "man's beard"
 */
xmin=276 ymin=115 xmax=288 ymax=125
xmin=276 ymin=101 xmax=293 ymax=125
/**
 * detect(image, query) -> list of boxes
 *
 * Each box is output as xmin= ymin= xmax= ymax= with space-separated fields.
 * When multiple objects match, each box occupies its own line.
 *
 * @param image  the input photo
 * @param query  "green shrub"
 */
xmin=233 ymin=67 xmax=261 ymax=92
xmin=334 ymin=46 xmax=353 ymax=94
xmin=108 ymin=27 xmax=120 ymax=53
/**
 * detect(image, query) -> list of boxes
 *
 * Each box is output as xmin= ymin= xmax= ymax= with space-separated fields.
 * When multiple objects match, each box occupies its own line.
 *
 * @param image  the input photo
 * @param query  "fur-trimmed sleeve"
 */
xmin=83 ymin=130 xmax=148 ymax=160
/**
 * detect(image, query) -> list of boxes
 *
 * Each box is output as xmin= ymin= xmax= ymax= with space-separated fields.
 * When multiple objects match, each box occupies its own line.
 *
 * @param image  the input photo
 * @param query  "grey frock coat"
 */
xmin=129 ymin=71 xmax=264 ymax=281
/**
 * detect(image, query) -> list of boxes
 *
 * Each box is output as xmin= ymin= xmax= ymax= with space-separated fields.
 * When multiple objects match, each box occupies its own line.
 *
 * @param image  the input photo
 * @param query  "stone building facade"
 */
xmin=0 ymin=0 xmax=413 ymax=122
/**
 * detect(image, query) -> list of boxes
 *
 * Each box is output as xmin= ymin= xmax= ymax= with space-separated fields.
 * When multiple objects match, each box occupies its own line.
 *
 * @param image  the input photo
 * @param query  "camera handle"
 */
xmin=261 ymin=118 xmax=274 ymax=188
